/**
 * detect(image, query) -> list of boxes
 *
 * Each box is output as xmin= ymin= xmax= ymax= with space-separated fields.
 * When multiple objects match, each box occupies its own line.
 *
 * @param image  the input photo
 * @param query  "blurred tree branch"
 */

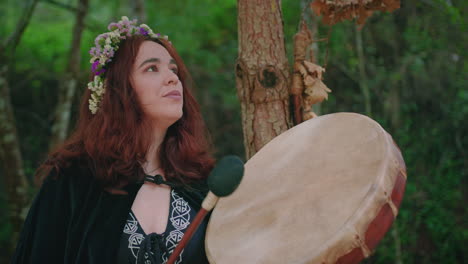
xmin=41 ymin=0 xmax=78 ymax=13
xmin=41 ymin=0 xmax=102 ymax=32
xmin=0 ymin=0 xmax=40 ymax=255
xmin=130 ymin=0 xmax=146 ymax=23
xmin=1 ymin=0 xmax=39 ymax=53
xmin=49 ymin=0 xmax=89 ymax=150
xmin=355 ymin=24 xmax=372 ymax=117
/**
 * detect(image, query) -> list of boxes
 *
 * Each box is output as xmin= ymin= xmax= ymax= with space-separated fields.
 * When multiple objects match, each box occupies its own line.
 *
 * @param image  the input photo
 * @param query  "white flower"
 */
xmin=87 ymin=75 xmax=106 ymax=114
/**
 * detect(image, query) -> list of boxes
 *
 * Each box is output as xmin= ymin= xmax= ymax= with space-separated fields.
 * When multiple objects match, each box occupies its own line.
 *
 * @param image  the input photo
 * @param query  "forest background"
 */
xmin=0 ymin=0 xmax=466 ymax=263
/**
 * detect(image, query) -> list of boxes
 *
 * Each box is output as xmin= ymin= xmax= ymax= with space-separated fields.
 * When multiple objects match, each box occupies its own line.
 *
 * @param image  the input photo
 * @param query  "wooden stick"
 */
xmin=167 ymin=192 xmax=219 ymax=263
xmin=166 ymin=208 xmax=209 ymax=264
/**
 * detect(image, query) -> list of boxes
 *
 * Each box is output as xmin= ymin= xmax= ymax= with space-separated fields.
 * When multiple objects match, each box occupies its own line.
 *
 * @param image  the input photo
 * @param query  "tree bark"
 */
xmin=236 ymin=0 xmax=292 ymax=159
xmin=0 ymin=0 xmax=39 ymax=251
xmin=49 ymin=0 xmax=89 ymax=150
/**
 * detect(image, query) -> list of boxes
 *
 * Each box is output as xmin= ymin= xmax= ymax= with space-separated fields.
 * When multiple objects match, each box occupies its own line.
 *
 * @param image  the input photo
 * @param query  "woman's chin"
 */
xmin=147 ymin=111 xmax=183 ymax=128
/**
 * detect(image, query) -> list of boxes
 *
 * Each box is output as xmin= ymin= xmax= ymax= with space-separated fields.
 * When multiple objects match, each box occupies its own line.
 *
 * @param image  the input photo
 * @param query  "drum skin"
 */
xmin=205 ymin=112 xmax=406 ymax=264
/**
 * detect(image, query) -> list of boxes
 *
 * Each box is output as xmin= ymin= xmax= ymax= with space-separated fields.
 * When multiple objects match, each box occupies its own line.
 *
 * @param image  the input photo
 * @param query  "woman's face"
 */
xmin=131 ymin=41 xmax=183 ymax=127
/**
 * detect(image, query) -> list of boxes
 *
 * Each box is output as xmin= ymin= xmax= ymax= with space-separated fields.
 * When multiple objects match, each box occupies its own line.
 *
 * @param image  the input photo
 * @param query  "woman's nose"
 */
xmin=165 ymin=69 xmax=179 ymax=85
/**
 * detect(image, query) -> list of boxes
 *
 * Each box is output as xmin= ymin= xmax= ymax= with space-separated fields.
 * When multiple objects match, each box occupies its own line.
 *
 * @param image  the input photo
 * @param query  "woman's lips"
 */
xmin=163 ymin=90 xmax=182 ymax=99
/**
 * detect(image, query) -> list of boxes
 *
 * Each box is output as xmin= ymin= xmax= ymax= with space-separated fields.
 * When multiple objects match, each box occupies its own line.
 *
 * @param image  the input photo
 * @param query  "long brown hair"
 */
xmin=38 ymin=36 xmax=215 ymax=188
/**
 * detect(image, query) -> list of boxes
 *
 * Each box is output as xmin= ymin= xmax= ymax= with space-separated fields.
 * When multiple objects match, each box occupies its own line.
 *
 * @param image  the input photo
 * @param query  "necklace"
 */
xmin=143 ymin=174 xmax=179 ymax=188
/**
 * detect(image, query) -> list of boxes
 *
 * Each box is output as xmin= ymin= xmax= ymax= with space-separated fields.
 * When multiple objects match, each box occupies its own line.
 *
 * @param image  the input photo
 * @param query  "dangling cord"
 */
xmin=136 ymin=233 xmax=166 ymax=264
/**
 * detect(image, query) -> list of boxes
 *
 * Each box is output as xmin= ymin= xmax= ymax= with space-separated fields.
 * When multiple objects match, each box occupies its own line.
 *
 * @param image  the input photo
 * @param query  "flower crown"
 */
xmin=87 ymin=16 xmax=169 ymax=114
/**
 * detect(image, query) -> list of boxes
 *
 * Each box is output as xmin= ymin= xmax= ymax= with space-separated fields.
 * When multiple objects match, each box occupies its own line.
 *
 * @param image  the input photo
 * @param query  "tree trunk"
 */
xmin=49 ymin=0 xmax=89 ymax=150
xmin=0 ymin=61 xmax=29 ymax=246
xmin=392 ymin=223 xmax=403 ymax=264
xmin=387 ymin=83 xmax=401 ymax=129
xmin=236 ymin=0 xmax=292 ymax=159
xmin=0 ymin=0 xmax=39 ymax=252
xmin=355 ymin=25 xmax=372 ymax=116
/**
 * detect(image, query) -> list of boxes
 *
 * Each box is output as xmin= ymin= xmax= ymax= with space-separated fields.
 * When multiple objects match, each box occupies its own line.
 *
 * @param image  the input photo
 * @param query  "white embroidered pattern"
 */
xmin=123 ymin=212 xmax=145 ymax=259
xmin=162 ymin=190 xmax=191 ymax=264
xmin=123 ymin=189 xmax=191 ymax=264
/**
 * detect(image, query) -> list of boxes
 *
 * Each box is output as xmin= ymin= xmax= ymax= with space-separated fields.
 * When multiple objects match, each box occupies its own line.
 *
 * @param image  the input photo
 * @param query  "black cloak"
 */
xmin=11 ymin=161 xmax=210 ymax=263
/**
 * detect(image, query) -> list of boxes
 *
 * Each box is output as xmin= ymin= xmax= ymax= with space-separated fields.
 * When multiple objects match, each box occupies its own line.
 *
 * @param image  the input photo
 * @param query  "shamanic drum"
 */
xmin=205 ymin=112 xmax=406 ymax=264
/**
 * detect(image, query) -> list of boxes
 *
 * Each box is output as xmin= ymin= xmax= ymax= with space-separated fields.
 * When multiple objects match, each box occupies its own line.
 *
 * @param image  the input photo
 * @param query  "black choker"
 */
xmin=143 ymin=174 xmax=178 ymax=188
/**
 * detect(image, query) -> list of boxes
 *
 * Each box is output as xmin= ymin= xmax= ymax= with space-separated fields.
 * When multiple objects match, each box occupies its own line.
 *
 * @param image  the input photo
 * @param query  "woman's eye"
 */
xmin=171 ymin=68 xmax=179 ymax=74
xmin=147 ymin=66 xmax=158 ymax=72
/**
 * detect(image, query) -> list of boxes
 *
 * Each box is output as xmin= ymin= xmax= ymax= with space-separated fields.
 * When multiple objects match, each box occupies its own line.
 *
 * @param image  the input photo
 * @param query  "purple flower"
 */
xmin=92 ymin=60 xmax=100 ymax=73
xmin=139 ymin=27 xmax=148 ymax=36
xmin=95 ymin=33 xmax=109 ymax=45
xmin=108 ymin=22 xmax=118 ymax=31
xmin=95 ymin=68 xmax=106 ymax=76
xmin=93 ymin=47 xmax=102 ymax=57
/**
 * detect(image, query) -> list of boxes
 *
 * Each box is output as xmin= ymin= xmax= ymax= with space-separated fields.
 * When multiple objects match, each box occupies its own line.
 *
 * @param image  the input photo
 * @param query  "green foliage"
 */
xmin=0 ymin=190 xmax=13 ymax=259
xmin=312 ymin=1 xmax=467 ymax=263
xmin=1 ymin=0 xmax=466 ymax=263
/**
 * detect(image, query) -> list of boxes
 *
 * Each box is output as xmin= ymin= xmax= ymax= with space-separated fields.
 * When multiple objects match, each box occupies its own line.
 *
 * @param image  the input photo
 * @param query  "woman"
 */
xmin=12 ymin=16 xmax=215 ymax=264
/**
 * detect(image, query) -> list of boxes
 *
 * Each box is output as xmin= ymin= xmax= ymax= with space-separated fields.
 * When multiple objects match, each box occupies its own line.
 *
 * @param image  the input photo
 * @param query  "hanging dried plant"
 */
xmin=310 ymin=0 xmax=400 ymax=25
xmin=298 ymin=61 xmax=331 ymax=120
